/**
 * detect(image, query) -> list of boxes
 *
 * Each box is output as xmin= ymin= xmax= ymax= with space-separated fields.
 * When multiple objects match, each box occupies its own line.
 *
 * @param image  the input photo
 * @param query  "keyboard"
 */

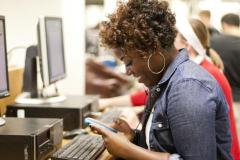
xmin=98 ymin=108 xmax=122 ymax=124
xmin=51 ymin=134 xmax=105 ymax=160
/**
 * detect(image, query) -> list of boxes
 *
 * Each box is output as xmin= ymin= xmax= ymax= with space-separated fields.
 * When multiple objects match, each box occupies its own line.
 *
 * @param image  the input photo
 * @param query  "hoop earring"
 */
xmin=147 ymin=52 xmax=165 ymax=74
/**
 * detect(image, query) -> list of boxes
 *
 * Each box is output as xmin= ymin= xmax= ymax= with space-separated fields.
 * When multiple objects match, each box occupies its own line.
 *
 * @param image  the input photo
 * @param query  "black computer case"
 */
xmin=6 ymin=95 xmax=98 ymax=131
xmin=0 ymin=117 xmax=63 ymax=160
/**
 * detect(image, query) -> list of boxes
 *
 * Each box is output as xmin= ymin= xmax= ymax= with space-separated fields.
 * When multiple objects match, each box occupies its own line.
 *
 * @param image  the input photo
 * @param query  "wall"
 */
xmin=0 ymin=0 xmax=85 ymax=95
xmin=60 ymin=0 xmax=85 ymax=95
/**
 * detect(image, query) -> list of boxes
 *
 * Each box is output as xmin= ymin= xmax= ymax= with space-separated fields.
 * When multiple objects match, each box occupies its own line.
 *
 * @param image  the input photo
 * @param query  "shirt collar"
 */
xmin=156 ymin=49 xmax=189 ymax=87
xmin=191 ymin=54 xmax=204 ymax=65
xmin=191 ymin=54 xmax=213 ymax=66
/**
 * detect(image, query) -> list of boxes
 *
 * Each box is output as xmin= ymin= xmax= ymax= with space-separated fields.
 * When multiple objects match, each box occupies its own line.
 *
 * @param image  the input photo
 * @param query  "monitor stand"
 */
xmin=15 ymin=92 xmax=66 ymax=105
xmin=0 ymin=118 xmax=6 ymax=126
xmin=16 ymin=45 xmax=66 ymax=105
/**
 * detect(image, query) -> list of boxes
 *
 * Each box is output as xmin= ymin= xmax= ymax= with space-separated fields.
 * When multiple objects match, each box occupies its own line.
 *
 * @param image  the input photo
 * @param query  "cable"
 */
xmin=7 ymin=46 xmax=27 ymax=55
xmin=7 ymin=46 xmax=27 ymax=62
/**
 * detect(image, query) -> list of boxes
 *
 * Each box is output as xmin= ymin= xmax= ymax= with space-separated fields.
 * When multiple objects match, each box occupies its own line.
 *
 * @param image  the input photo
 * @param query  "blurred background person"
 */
xmin=199 ymin=10 xmax=220 ymax=37
xmin=211 ymin=13 xmax=240 ymax=102
xmin=211 ymin=13 xmax=240 ymax=147
xmin=85 ymin=24 xmax=100 ymax=56
xmin=99 ymin=90 xmax=147 ymax=109
xmin=85 ymin=22 xmax=133 ymax=98
xmin=85 ymin=56 xmax=130 ymax=98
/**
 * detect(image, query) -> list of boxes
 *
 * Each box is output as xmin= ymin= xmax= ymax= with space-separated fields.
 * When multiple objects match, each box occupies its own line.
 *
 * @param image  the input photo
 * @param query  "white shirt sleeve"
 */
xmin=168 ymin=154 xmax=183 ymax=160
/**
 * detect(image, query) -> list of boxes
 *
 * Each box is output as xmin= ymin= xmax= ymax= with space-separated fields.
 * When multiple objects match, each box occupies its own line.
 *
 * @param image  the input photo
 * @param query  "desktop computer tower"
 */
xmin=0 ymin=117 xmax=63 ymax=160
xmin=6 ymin=95 xmax=99 ymax=131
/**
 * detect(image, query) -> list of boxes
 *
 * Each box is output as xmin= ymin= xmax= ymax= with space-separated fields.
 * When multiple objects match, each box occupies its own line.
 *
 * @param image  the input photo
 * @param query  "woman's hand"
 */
xmin=91 ymin=121 xmax=171 ymax=160
xmin=112 ymin=117 xmax=135 ymax=141
xmin=91 ymin=124 xmax=132 ymax=158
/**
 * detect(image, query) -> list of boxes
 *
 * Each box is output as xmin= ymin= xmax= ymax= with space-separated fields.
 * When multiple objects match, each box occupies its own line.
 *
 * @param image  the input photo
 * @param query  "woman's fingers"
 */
xmin=112 ymin=117 xmax=131 ymax=133
xmin=115 ymin=116 xmax=129 ymax=127
xmin=90 ymin=124 xmax=109 ymax=137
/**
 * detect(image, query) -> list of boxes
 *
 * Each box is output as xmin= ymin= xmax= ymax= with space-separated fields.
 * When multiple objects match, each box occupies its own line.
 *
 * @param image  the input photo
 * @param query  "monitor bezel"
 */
xmin=0 ymin=15 xmax=10 ymax=99
xmin=38 ymin=16 xmax=66 ymax=87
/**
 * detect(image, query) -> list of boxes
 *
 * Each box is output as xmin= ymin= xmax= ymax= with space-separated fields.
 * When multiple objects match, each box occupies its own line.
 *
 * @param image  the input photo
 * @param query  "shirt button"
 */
xmin=158 ymin=123 xmax=163 ymax=128
xmin=156 ymin=88 xmax=161 ymax=92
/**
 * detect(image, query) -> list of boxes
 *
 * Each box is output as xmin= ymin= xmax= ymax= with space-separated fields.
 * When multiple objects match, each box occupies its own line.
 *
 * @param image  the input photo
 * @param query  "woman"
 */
xmin=175 ymin=18 xmax=240 ymax=160
xmin=92 ymin=0 xmax=232 ymax=159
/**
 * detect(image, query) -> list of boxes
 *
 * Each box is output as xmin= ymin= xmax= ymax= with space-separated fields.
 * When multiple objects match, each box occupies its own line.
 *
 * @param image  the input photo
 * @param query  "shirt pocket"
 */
xmin=151 ymin=115 xmax=176 ymax=153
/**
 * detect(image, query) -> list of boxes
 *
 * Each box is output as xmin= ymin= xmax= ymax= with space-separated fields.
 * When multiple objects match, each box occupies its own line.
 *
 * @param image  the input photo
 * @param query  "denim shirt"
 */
xmin=134 ymin=49 xmax=232 ymax=160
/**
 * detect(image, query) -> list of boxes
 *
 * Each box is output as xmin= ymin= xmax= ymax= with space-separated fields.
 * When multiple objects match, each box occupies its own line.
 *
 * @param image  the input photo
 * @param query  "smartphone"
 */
xmin=85 ymin=117 xmax=117 ymax=133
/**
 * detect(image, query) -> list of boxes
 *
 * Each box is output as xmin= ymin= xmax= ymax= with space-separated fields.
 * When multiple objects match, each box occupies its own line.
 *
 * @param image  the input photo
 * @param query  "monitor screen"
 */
xmin=0 ymin=16 xmax=9 ymax=98
xmin=38 ymin=17 xmax=66 ymax=86
xmin=45 ymin=17 xmax=65 ymax=83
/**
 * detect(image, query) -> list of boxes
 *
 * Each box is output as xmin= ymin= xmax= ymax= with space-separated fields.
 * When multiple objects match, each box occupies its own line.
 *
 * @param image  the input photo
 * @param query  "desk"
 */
xmin=97 ymin=150 xmax=113 ymax=160
xmin=62 ymin=139 xmax=113 ymax=160
xmin=0 ymin=67 xmax=23 ymax=115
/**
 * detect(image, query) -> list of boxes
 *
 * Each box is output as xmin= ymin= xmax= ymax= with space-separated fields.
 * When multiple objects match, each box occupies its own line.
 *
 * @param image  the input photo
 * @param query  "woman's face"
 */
xmin=119 ymin=49 xmax=164 ymax=88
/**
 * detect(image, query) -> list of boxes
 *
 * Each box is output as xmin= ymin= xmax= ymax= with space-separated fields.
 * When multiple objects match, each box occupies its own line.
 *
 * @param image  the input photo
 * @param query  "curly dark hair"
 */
xmin=100 ymin=0 xmax=177 ymax=57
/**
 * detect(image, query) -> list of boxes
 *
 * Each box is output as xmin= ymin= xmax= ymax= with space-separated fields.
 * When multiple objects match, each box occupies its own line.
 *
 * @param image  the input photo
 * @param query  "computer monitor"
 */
xmin=16 ymin=16 xmax=66 ymax=104
xmin=0 ymin=16 xmax=9 ymax=126
xmin=0 ymin=16 xmax=9 ymax=99
xmin=38 ymin=16 xmax=66 ymax=87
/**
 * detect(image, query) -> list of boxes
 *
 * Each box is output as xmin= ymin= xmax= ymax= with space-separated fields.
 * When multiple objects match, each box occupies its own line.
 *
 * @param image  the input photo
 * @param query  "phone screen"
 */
xmin=85 ymin=118 xmax=117 ymax=133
